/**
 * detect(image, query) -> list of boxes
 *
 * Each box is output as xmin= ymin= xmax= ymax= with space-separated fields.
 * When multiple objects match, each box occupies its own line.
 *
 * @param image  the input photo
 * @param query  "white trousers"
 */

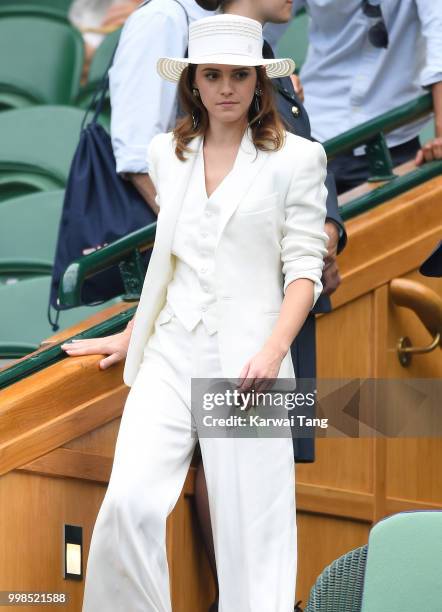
xmin=82 ymin=306 xmax=297 ymax=612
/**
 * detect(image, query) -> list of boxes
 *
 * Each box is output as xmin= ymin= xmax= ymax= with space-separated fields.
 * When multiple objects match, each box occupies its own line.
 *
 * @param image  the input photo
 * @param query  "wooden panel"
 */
xmin=386 ymin=439 xmax=442 ymax=503
xmin=386 ymin=269 xmax=442 ymax=379
xmin=62 ymin=419 xmax=121 ymax=457
xmin=296 ymin=513 xmax=370 ymax=606
xmin=298 ymin=294 xmax=374 ymax=494
xmin=168 ymin=495 xmax=216 ymax=612
xmin=385 ymin=268 xmax=442 ymax=506
xmin=331 ymin=175 xmax=442 ymax=308
xmin=0 ymin=469 xmax=214 ymax=612
xmin=18 ymin=447 xmax=114 ymax=484
xmin=296 ymin=482 xmax=373 ymax=522
xmin=0 ymin=386 xmax=127 ymax=476
xmin=0 ymin=471 xmax=106 ymax=611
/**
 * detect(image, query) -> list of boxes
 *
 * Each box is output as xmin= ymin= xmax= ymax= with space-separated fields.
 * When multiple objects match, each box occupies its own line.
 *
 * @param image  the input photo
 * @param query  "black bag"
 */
xmin=47 ymin=73 xmax=156 ymax=331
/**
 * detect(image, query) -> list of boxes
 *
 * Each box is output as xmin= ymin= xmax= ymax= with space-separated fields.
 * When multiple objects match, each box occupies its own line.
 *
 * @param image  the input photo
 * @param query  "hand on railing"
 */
xmin=60 ymin=321 xmax=133 ymax=370
xmin=415 ymin=135 xmax=442 ymax=166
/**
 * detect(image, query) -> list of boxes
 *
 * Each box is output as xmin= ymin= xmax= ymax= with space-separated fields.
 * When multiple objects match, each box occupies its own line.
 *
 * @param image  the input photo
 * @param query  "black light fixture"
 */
xmin=63 ymin=525 xmax=83 ymax=581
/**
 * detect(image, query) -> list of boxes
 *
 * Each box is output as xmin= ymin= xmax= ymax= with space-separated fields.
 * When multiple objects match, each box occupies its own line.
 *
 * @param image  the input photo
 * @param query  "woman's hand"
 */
xmin=237 ymin=342 xmax=285 ymax=396
xmin=60 ymin=331 xmax=130 ymax=370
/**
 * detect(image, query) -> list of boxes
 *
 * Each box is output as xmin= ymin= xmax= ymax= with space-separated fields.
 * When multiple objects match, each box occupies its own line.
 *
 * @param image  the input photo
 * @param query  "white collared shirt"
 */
xmin=165 ymin=139 xmax=231 ymax=335
xmin=268 ymin=0 xmax=441 ymax=152
xmin=109 ymin=0 xmax=214 ymax=175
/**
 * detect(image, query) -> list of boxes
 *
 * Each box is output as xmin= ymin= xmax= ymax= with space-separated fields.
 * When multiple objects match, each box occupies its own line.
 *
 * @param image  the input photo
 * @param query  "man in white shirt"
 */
xmin=109 ymin=0 xmax=215 ymax=210
xmin=268 ymin=0 xmax=442 ymax=193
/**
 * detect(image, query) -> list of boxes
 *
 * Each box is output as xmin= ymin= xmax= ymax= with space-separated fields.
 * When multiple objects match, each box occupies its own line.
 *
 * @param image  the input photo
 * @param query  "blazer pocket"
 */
xmin=237 ymin=191 xmax=279 ymax=215
xmin=156 ymin=305 xmax=174 ymax=326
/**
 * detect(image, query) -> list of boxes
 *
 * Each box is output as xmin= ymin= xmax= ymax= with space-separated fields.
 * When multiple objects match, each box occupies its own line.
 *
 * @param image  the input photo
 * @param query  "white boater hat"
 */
xmin=157 ymin=14 xmax=296 ymax=83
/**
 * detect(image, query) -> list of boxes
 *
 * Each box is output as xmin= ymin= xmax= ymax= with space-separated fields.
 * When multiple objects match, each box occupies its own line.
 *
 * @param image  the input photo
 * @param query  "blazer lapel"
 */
xmin=154 ymin=134 xmax=202 ymax=258
xmin=214 ymin=127 xmax=271 ymax=245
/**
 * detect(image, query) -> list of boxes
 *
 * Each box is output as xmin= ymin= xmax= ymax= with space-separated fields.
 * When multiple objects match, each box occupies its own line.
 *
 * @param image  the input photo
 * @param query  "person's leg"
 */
xmin=328 ymin=137 xmax=422 ymax=195
xmin=290 ymin=314 xmax=317 ymax=463
xmin=194 ymin=324 xmax=297 ymax=612
xmin=327 ymin=153 xmax=370 ymax=194
xmin=199 ymin=434 xmax=296 ymax=612
xmin=389 ymin=137 xmax=421 ymax=166
xmin=82 ymin=316 xmax=197 ymax=612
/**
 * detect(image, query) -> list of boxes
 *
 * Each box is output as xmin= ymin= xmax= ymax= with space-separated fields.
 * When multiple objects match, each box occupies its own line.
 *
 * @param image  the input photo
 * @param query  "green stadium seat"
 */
xmin=306 ymin=511 xmax=442 ymax=611
xmin=0 ymin=276 xmax=123 ymax=359
xmin=0 ymin=106 xmax=85 ymax=202
xmin=0 ymin=6 xmax=83 ymax=110
xmin=0 ymin=2 xmax=74 ymax=17
xmin=88 ymin=27 xmax=121 ymax=85
xmin=276 ymin=9 xmax=309 ymax=74
xmin=305 ymin=545 xmax=368 ymax=612
xmin=0 ymin=190 xmax=64 ymax=281
xmin=76 ymin=28 xmax=121 ymax=128
xmin=361 ymin=511 xmax=442 ymax=612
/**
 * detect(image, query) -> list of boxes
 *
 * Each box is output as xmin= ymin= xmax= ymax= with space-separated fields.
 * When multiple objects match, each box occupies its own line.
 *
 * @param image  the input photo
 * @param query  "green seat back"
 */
xmin=0 ymin=190 xmax=64 ymax=277
xmin=0 ymin=106 xmax=85 ymax=201
xmin=75 ymin=28 xmax=121 ymax=127
xmin=0 ymin=8 xmax=83 ymax=108
xmin=0 ymin=1 xmax=74 ymax=16
xmin=0 ymin=276 xmax=122 ymax=358
xmin=276 ymin=10 xmax=309 ymax=73
xmin=88 ymin=28 xmax=121 ymax=84
xmin=305 ymin=546 xmax=368 ymax=612
xmin=361 ymin=511 xmax=442 ymax=612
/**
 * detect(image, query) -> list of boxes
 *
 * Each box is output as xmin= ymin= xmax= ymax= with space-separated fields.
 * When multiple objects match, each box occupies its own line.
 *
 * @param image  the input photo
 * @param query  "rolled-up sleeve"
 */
xmin=109 ymin=4 xmax=188 ymax=175
xmin=281 ymin=140 xmax=329 ymax=309
xmin=415 ymin=0 xmax=442 ymax=88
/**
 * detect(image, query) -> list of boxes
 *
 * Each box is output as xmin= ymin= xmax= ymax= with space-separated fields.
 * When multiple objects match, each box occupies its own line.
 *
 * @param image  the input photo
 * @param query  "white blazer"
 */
xmin=123 ymin=128 xmax=329 ymax=387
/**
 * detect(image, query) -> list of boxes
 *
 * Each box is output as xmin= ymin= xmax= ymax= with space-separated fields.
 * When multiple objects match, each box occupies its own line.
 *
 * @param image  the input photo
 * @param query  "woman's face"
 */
xmin=194 ymin=64 xmax=258 ymax=126
xmin=255 ymin=0 xmax=294 ymax=24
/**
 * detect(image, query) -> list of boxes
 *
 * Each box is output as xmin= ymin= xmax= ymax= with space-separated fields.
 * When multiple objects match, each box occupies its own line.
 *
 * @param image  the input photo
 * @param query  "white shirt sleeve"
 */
xmin=109 ymin=1 xmax=188 ymax=175
xmin=415 ymin=0 xmax=442 ymax=88
xmin=281 ymin=140 xmax=329 ymax=310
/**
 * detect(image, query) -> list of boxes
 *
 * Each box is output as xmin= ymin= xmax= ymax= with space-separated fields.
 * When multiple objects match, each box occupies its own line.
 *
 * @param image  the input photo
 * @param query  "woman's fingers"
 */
xmin=237 ymin=362 xmax=250 ymax=389
xmin=61 ymin=341 xmax=106 ymax=355
xmin=61 ymin=338 xmax=117 ymax=357
xmin=99 ymin=353 xmax=123 ymax=369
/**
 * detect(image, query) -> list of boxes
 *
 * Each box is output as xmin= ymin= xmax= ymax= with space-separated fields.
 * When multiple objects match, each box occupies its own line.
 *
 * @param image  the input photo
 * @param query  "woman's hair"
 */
xmin=173 ymin=64 xmax=286 ymax=161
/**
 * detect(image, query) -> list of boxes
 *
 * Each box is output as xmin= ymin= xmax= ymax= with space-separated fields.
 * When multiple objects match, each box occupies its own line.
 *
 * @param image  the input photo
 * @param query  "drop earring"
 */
xmin=253 ymin=88 xmax=263 ymax=126
xmin=192 ymin=109 xmax=200 ymax=130
xmin=192 ymin=88 xmax=200 ymax=130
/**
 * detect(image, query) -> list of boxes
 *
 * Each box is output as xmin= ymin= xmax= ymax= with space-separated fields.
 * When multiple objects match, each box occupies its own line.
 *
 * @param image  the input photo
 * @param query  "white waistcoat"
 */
xmin=166 ymin=139 xmax=226 ymax=335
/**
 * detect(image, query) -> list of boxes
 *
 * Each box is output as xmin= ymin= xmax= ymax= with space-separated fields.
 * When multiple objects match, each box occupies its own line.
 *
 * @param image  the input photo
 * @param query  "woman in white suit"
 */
xmin=62 ymin=13 xmax=328 ymax=612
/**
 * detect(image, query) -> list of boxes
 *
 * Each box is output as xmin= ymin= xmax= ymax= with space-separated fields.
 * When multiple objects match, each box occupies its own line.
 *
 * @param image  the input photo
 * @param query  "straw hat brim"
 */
xmin=157 ymin=56 xmax=296 ymax=83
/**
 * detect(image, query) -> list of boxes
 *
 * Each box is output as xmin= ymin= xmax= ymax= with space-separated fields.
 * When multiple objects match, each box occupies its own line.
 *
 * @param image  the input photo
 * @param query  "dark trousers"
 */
xmin=290 ymin=313 xmax=317 ymax=463
xmin=328 ymin=137 xmax=421 ymax=195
